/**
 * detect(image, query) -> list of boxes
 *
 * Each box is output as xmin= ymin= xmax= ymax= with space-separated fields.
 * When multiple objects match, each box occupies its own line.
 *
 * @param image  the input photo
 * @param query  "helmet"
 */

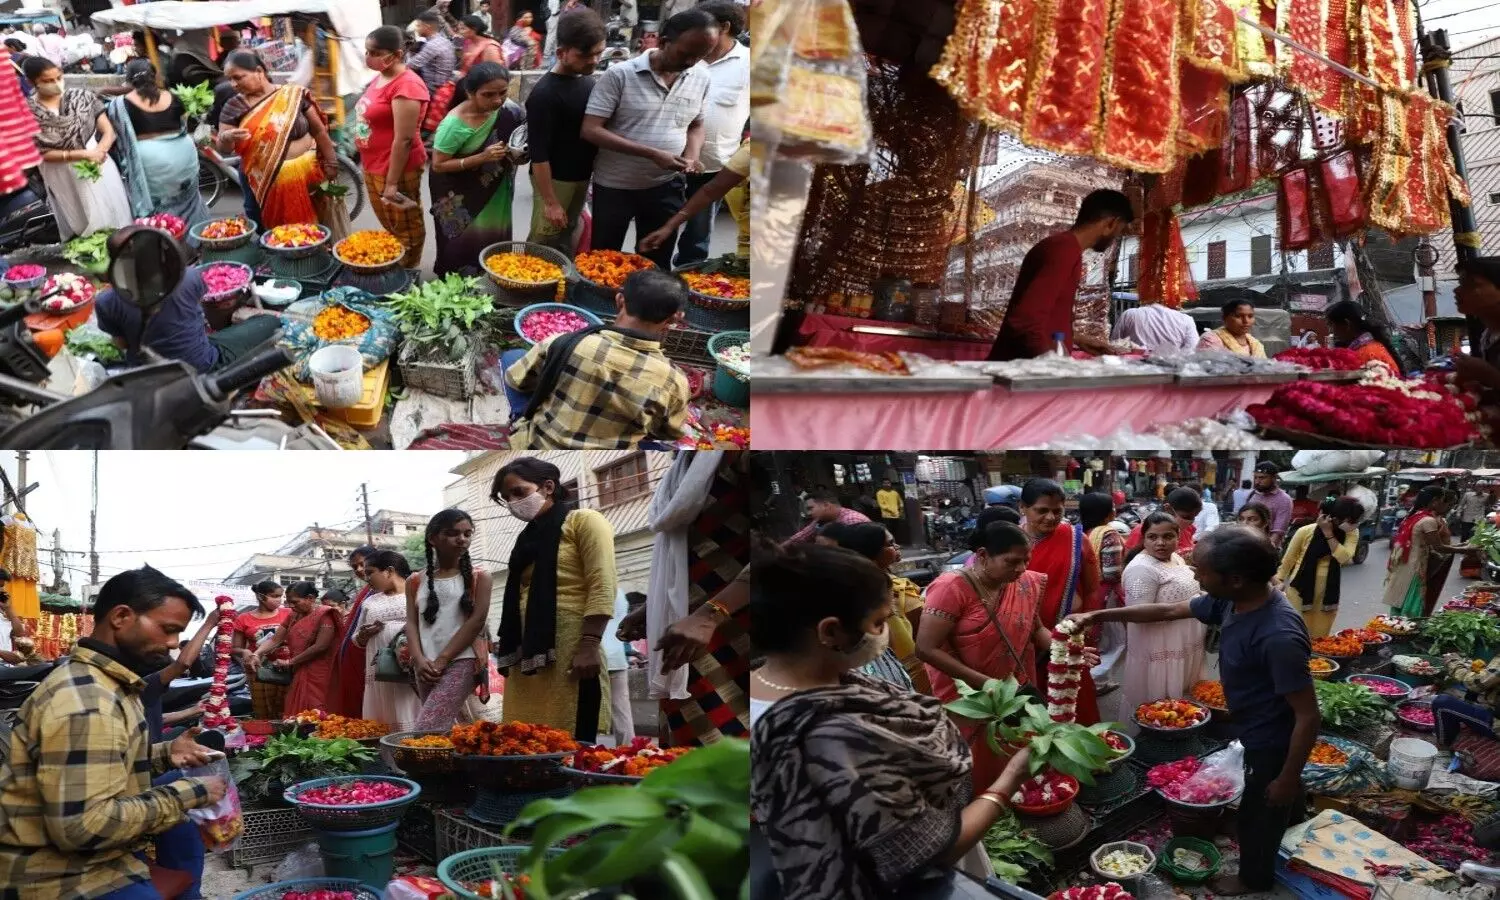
xmin=984 ymin=485 xmax=1022 ymax=507
xmin=1111 ymin=490 xmax=1126 ymax=508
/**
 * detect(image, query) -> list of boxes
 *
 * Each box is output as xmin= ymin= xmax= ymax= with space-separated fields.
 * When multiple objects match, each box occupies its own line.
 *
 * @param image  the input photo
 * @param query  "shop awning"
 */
xmin=1278 ymin=466 xmax=1388 ymax=484
xmin=1394 ymin=468 xmax=1468 ymax=479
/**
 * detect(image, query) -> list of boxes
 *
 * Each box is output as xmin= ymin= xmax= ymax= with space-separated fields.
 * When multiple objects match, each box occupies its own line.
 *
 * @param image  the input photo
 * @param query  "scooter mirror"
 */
xmin=107 ymin=226 xmax=187 ymax=312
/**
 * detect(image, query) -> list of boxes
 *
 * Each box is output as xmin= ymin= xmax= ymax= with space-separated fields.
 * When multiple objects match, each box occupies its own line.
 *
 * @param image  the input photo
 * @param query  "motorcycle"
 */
xmin=0 ymin=172 xmax=60 ymax=255
xmin=0 ymin=226 xmax=332 ymax=449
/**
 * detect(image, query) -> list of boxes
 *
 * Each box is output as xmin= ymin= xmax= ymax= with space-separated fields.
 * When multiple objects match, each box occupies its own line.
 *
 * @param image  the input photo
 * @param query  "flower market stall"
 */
xmin=751 ymin=0 xmax=1479 ymax=450
xmin=211 ymin=711 xmax=749 ymax=900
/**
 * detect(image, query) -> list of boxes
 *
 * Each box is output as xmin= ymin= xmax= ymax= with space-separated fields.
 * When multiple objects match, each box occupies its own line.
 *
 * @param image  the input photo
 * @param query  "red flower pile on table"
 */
xmin=1275 ymin=347 xmax=1365 ymax=371
xmin=1009 ymin=770 xmax=1077 ymax=808
xmin=1048 ymin=885 xmax=1133 ymax=900
xmin=281 ymin=891 xmax=357 ymax=900
xmin=297 ymin=780 xmax=410 ymax=805
xmin=1246 ymin=375 xmax=1478 ymax=447
xmin=1148 ymin=756 xmax=1235 ymax=804
xmin=449 ymin=720 xmax=578 ymax=756
xmin=201 ymin=596 xmax=237 ymax=730
xmin=1404 ymin=813 xmax=1489 ymax=872
xmin=571 ymin=737 xmax=692 ymax=777
xmin=1046 ymin=620 xmax=1087 ymax=722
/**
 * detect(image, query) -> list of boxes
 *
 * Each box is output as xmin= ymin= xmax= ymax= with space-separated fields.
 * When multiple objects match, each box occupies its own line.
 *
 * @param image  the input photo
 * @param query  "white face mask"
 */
xmin=840 ymin=623 xmax=890 ymax=669
xmin=507 ymin=491 xmax=547 ymax=522
xmin=35 ymin=81 xmax=61 ymax=97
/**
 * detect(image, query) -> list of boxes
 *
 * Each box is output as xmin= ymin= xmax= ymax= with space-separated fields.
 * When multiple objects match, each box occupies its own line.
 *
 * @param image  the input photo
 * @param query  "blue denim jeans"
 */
xmin=150 ymin=770 xmax=204 ymax=900
xmin=673 ymin=171 xmax=718 ymax=268
xmin=1433 ymin=693 xmax=1497 ymax=748
xmin=500 ymin=348 xmax=530 ymax=423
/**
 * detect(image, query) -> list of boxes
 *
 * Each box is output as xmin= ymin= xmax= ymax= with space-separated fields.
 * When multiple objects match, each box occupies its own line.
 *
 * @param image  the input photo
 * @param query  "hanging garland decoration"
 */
xmin=1047 ymin=619 xmax=1089 ymax=723
xmin=1136 ymin=210 xmax=1199 ymax=308
xmin=200 ymin=595 xmax=238 ymax=731
xmin=1284 ymin=0 xmax=1355 ymax=117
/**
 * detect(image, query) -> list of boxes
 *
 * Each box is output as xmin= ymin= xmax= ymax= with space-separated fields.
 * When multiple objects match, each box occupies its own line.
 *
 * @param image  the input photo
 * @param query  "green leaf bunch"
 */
xmin=226 ymin=733 xmax=377 ymax=804
xmin=1313 ymin=679 xmax=1392 ymax=730
xmin=982 ymin=810 xmax=1053 ymax=885
xmin=1422 ymin=611 xmax=1500 ymax=657
xmin=945 ymin=677 xmax=1121 ymax=784
xmin=386 ymin=274 xmax=493 ymax=362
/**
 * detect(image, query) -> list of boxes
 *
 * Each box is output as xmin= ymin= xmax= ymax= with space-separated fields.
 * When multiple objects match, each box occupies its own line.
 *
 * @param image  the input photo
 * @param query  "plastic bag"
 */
xmin=1301 ymin=733 xmax=1392 ymax=796
xmin=280 ymin=288 xmax=400 ymax=383
xmin=183 ymin=754 xmax=243 ymax=853
xmin=1171 ymin=741 xmax=1246 ymax=804
xmin=273 ymin=843 xmax=324 ymax=882
xmin=749 ymin=0 xmax=871 ymax=164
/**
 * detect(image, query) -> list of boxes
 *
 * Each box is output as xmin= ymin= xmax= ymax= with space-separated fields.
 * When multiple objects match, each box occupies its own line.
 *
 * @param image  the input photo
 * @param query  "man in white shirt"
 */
xmin=1232 ymin=480 xmax=1254 ymax=514
xmin=1111 ymin=302 xmax=1200 ymax=354
xmin=606 ymin=590 xmax=637 ymax=745
xmin=673 ymin=1 xmax=748 ymax=267
xmin=1194 ymin=487 xmax=1221 ymax=534
xmin=1458 ymin=488 xmax=1490 ymax=542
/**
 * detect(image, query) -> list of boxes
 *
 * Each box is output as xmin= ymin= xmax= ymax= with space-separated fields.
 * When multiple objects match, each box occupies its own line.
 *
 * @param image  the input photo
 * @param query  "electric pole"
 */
xmin=89 ymin=451 xmax=99 ymax=586
xmin=15 ymin=452 xmax=27 ymax=509
xmin=361 ymin=483 xmax=374 ymax=546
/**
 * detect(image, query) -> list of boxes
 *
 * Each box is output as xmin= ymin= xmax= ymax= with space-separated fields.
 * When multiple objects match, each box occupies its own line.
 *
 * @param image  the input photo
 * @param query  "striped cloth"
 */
xmin=363 ymin=169 xmax=426 ymax=269
xmin=585 ymin=50 xmax=710 ymax=190
xmin=0 ymin=63 xmax=39 ymax=194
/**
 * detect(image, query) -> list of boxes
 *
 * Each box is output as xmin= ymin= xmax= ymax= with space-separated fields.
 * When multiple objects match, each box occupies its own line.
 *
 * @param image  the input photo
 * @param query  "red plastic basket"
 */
xmin=1010 ymin=773 xmax=1079 ymax=818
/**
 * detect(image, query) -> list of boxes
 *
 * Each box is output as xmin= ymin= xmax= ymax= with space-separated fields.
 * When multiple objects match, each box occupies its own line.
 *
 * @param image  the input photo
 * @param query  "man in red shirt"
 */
xmin=987 ymin=189 xmax=1136 ymax=361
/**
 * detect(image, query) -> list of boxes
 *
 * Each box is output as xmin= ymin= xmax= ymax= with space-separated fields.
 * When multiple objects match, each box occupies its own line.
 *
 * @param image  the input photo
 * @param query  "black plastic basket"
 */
xmin=456 ymin=751 xmax=571 ymax=792
xmin=465 ymin=785 xmax=574 ymax=827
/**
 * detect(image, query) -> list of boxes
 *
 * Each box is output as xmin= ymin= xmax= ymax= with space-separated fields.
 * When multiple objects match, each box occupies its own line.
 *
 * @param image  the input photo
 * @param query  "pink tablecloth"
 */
xmin=797 ymin=313 xmax=992 ymax=361
xmin=752 ymin=384 xmax=1278 ymax=449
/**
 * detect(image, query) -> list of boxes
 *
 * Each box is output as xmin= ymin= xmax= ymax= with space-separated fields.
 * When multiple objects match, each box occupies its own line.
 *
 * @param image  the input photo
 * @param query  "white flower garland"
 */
xmin=1047 ymin=619 xmax=1087 ymax=723
xmin=201 ymin=595 xmax=237 ymax=731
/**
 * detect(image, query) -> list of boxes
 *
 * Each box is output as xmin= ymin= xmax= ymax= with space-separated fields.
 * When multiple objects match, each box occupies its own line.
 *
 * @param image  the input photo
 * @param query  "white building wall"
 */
xmin=1116 ymin=199 xmax=1345 ymax=285
xmin=1452 ymin=36 xmax=1500 ymax=274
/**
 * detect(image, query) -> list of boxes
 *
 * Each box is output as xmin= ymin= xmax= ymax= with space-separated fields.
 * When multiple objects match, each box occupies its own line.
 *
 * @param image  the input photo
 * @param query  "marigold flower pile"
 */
xmin=1190 ymin=680 xmax=1226 ymax=709
xmin=265 ymin=224 xmax=327 ymax=248
xmin=312 ymin=714 xmax=389 ymax=740
xmin=681 ymin=272 xmax=749 ymax=299
xmin=1135 ymin=698 xmax=1208 ymax=728
xmin=570 ymin=737 xmax=691 ymax=777
xmin=200 ymin=217 xmax=251 ymax=240
xmin=337 ymin=230 xmax=404 ymax=266
xmin=485 ymin=252 xmax=563 ymax=284
xmin=1311 ymin=634 xmax=1363 ymax=657
xmin=1309 ymin=657 xmax=1338 ymax=674
xmin=1308 ymin=741 xmax=1349 ymax=766
xmin=399 ymin=734 xmax=453 ymax=749
xmin=449 ymin=720 xmax=578 ymax=755
xmin=574 ymin=250 xmax=652 ymax=289
xmin=312 ymin=306 xmax=371 ymax=341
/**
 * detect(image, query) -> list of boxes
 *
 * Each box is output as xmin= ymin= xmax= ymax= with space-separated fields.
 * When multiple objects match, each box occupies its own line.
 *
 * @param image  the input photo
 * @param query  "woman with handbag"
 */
xmin=751 ymin=541 xmax=1037 ymax=900
xmin=251 ymin=581 xmax=342 ymax=718
xmin=916 ymin=521 xmax=1059 ymax=795
xmin=352 ymin=550 xmax=422 ymax=732
xmin=232 ymin=580 xmax=291 ymax=719
xmin=406 ymin=508 xmax=494 ymax=730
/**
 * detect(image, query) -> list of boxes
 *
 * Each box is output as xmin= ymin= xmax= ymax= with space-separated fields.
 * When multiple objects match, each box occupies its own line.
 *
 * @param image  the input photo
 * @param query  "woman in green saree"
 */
xmin=1382 ymin=486 xmax=1466 ymax=617
xmin=429 ymin=62 xmax=525 ymax=276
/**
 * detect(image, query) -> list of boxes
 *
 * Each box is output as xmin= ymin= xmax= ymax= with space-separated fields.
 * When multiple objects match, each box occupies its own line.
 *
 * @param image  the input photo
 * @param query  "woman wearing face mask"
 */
xmin=916 ymin=521 xmax=1057 ymax=793
xmin=355 ymin=26 xmax=430 ymax=269
xmin=217 ymin=50 xmax=339 ymax=229
xmin=429 ymin=62 xmax=525 ymax=277
xmin=406 ymin=508 xmax=493 ymax=730
xmin=751 ymin=542 xmax=1036 ymax=900
xmin=21 ymin=55 xmax=132 ymax=239
xmin=233 ymin=580 xmax=291 ymax=719
xmin=1277 ymin=497 xmax=1365 ymax=639
xmin=251 ymin=581 xmax=342 ymax=718
xmin=351 ymin=550 xmax=422 ymax=731
xmin=828 ymin=522 xmax=929 ymax=693
xmin=1118 ymin=512 xmax=1206 ymax=726
xmin=489 ymin=456 xmax=618 ymax=740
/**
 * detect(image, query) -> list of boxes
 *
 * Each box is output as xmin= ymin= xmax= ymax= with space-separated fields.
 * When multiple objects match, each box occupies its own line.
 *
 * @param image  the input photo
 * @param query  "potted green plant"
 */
xmin=504 ymin=738 xmax=747 ymax=900
xmin=228 ymin=732 xmax=378 ymax=806
xmin=943 ymin=678 xmax=1119 ymax=784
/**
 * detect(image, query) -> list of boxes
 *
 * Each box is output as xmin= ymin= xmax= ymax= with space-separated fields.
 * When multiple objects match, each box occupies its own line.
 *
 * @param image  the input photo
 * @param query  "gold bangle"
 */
xmin=976 ymin=792 xmax=1007 ymax=810
xmin=706 ymin=598 xmax=732 ymax=620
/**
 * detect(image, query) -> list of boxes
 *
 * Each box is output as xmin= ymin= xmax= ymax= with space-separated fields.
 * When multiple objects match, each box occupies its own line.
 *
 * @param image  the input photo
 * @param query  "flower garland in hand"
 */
xmin=1047 ymin=619 xmax=1087 ymax=723
xmin=201 ymin=595 xmax=236 ymax=730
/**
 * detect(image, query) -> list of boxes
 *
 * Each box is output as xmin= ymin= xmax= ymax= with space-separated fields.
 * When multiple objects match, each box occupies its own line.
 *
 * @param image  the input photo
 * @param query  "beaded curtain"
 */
xmin=787 ymin=59 xmax=987 ymax=307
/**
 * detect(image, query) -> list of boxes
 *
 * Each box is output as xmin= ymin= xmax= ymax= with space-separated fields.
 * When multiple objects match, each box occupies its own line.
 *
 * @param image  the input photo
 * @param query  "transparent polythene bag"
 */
xmin=183 ymin=754 xmax=243 ymax=853
xmin=1174 ymin=740 xmax=1246 ymax=803
xmin=749 ymin=0 xmax=872 ymax=166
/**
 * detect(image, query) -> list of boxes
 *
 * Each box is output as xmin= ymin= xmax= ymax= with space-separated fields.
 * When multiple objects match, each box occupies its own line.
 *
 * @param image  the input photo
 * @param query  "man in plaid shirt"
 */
xmin=0 ymin=567 xmax=225 ymax=900
xmin=504 ymin=268 xmax=692 ymax=449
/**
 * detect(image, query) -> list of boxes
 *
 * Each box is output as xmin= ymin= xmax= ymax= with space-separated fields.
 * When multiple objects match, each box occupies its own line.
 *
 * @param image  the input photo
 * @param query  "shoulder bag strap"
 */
xmin=956 ymin=568 xmax=1028 ymax=676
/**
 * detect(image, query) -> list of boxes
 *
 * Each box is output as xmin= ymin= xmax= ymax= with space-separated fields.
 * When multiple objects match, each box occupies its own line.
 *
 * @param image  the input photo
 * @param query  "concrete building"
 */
xmin=1451 ymin=34 xmax=1500 ymax=276
xmin=224 ymin=510 xmax=429 ymax=590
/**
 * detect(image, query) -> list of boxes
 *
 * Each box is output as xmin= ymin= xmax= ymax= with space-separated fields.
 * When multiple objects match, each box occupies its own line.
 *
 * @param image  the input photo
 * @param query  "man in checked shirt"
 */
xmin=0 ymin=567 xmax=226 ymax=900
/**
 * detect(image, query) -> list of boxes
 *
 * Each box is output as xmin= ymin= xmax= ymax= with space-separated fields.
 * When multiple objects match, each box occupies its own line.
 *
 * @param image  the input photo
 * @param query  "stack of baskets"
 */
xmin=284 ymin=775 xmax=422 ymax=888
xmin=455 ymin=752 xmax=572 ymax=827
xmin=437 ymin=847 xmax=562 ymax=900
xmin=673 ymin=257 xmax=750 ymax=333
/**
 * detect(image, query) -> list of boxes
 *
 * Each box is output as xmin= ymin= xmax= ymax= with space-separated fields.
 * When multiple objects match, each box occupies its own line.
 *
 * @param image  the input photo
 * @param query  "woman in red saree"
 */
xmin=1020 ymin=479 xmax=1102 ymax=725
xmin=917 ymin=521 xmax=1051 ymax=794
xmin=329 ymin=546 xmax=379 ymax=718
xmin=217 ymin=50 xmax=338 ymax=229
xmin=254 ymin=581 xmax=343 ymax=717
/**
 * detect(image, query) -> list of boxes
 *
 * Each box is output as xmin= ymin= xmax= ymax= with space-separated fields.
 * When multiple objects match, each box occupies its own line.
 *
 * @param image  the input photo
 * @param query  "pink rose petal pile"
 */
xmin=282 ymin=892 xmax=357 ymax=900
xmin=521 ymin=309 xmax=592 ymax=342
xmin=4 ymin=264 xmax=44 ymax=282
xmin=201 ymin=264 xmax=250 ymax=297
xmin=298 ymin=780 xmax=411 ymax=806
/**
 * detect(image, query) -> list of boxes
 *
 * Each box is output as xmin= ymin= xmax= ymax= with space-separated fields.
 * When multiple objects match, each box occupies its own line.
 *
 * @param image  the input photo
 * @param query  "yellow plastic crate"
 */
xmin=288 ymin=358 xmax=390 ymax=429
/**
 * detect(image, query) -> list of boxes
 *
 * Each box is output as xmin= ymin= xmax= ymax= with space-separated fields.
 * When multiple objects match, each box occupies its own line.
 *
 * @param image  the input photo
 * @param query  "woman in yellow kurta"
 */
xmin=491 ymin=457 xmax=616 ymax=740
xmin=1275 ymin=496 xmax=1365 ymax=638
xmin=820 ymin=521 xmax=932 ymax=694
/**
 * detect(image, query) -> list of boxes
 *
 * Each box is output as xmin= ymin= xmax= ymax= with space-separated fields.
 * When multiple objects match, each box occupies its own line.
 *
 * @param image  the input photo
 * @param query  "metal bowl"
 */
xmin=260 ymin=224 xmax=332 ymax=260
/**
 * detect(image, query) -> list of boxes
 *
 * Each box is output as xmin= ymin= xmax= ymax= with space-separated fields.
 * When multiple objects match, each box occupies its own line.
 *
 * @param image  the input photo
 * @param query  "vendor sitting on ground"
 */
xmin=1434 ymin=651 xmax=1500 ymax=770
xmin=502 ymin=268 xmax=692 ymax=449
xmin=1197 ymin=299 xmax=1266 ymax=356
xmin=94 ymin=263 xmax=282 ymax=374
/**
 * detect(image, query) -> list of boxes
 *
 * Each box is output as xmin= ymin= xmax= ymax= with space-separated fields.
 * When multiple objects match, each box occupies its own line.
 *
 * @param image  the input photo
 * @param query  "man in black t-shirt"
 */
xmin=525 ymin=8 xmax=606 ymax=253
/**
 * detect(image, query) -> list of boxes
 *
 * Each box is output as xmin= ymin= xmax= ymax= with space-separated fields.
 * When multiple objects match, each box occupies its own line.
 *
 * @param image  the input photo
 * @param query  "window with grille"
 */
xmin=1208 ymin=241 xmax=1227 ymax=280
xmin=1251 ymin=235 xmax=1273 ymax=276
xmin=1127 ymin=253 xmax=1139 ymax=283
xmin=1308 ymin=242 xmax=1335 ymax=270
xmin=596 ymin=455 xmax=648 ymax=508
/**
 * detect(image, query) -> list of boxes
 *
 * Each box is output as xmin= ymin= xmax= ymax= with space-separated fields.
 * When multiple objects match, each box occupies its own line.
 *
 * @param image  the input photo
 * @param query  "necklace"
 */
xmin=753 ymin=669 xmax=801 ymax=692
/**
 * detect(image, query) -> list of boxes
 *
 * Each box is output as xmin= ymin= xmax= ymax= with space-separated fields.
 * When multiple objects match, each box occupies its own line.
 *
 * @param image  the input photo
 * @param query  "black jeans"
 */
xmin=591 ymin=178 xmax=687 ymax=271
xmin=673 ymin=171 xmax=718 ymax=268
xmin=1239 ymin=745 xmax=1301 ymax=891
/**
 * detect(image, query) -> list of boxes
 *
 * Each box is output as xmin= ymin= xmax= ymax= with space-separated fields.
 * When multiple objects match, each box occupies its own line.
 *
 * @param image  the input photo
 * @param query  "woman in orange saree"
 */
xmin=1020 ymin=479 xmax=1102 ymax=725
xmin=217 ymin=50 xmax=338 ymax=229
xmin=917 ymin=521 xmax=1051 ymax=795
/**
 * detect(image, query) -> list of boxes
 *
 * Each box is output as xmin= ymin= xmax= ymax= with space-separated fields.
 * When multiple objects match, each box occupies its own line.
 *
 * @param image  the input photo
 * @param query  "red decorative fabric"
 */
xmin=1455 ymin=731 xmax=1500 ymax=782
xmin=1177 ymin=63 xmax=1230 ymax=155
xmin=1218 ymin=92 xmax=1253 ymax=194
xmin=1022 ymin=0 xmax=1114 ymax=157
xmin=1320 ymin=150 xmax=1368 ymax=237
xmin=1286 ymin=0 xmax=1354 ymax=116
xmin=0 ymin=63 xmax=40 ymax=194
xmin=1280 ymin=167 xmax=1315 ymax=251
xmin=1096 ymin=0 xmax=1181 ymax=173
xmin=1137 ymin=211 xmax=1198 ymax=308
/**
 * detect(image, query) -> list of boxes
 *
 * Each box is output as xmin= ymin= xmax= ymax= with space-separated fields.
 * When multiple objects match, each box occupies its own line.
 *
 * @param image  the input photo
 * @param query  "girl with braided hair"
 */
xmin=491 ymin=456 xmax=618 ymax=741
xmin=406 ymin=509 xmax=493 ymax=730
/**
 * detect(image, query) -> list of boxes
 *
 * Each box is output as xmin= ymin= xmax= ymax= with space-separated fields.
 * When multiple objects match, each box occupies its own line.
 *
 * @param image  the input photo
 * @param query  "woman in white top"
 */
xmin=352 ymin=550 xmax=422 ymax=732
xmin=405 ymin=508 xmax=493 ymax=730
xmin=1119 ymin=512 xmax=1206 ymax=727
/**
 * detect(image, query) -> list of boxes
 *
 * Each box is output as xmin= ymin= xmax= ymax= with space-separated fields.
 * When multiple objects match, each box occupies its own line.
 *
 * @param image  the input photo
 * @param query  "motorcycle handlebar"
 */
xmin=209 ymin=346 xmax=292 ymax=398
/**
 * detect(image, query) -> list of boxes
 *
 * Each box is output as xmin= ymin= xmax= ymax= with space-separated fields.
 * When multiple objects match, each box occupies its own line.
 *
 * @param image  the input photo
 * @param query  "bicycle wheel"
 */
xmin=198 ymin=164 xmax=225 ymax=209
xmin=336 ymin=156 xmax=365 ymax=220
